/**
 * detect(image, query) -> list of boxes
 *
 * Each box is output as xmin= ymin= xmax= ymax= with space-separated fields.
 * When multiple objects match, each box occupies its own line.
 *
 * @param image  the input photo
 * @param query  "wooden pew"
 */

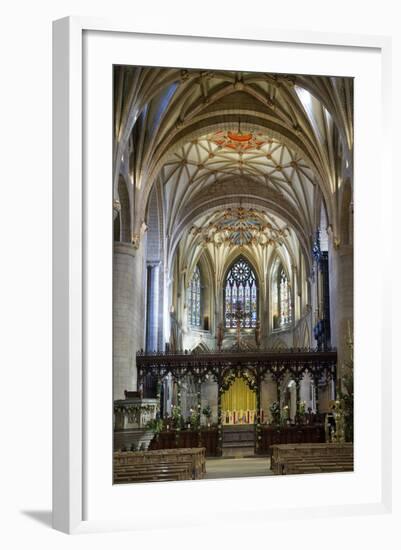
xmin=270 ymin=443 xmax=353 ymax=475
xmin=283 ymin=457 xmax=353 ymax=475
xmin=114 ymin=462 xmax=192 ymax=483
xmin=271 ymin=442 xmax=353 ymax=473
xmin=113 ymin=448 xmax=206 ymax=482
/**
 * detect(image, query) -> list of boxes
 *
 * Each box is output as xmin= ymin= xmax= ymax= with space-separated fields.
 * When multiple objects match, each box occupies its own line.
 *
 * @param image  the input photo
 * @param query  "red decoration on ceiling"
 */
xmin=209 ymin=130 xmax=268 ymax=152
xmin=227 ymin=131 xmax=253 ymax=142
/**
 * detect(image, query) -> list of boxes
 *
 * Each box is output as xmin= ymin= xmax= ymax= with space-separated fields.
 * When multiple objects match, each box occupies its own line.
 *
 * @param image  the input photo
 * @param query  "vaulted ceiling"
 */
xmin=114 ymin=66 xmax=353 ymax=265
xmin=162 ymin=130 xmax=315 ymax=239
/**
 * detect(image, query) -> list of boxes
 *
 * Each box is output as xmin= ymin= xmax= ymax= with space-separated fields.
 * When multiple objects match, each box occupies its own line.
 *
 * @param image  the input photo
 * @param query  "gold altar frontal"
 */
xmin=222 ymin=377 xmax=258 ymax=425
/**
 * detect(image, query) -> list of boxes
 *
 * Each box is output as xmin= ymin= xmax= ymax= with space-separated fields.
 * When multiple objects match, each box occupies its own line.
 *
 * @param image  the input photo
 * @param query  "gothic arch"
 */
xmin=167 ymin=184 xmax=313 ymax=278
xmin=223 ymin=255 xmax=259 ymax=330
xmin=191 ymin=341 xmax=210 ymax=353
xmin=222 ymin=249 xmax=262 ymax=289
xmin=267 ymin=248 xmax=293 ymax=286
xmin=269 ymin=253 xmax=293 ymax=331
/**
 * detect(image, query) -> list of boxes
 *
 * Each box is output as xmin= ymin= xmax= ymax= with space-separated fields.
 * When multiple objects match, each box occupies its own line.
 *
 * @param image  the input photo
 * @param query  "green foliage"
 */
xmin=202 ymin=404 xmax=212 ymax=419
xmin=338 ymin=356 xmax=354 ymax=442
xmin=146 ymin=418 xmax=163 ymax=434
xmin=297 ymin=400 xmax=306 ymax=415
xmin=171 ymin=404 xmax=183 ymax=429
xmin=189 ymin=408 xmax=200 ymax=428
xmin=281 ymin=405 xmax=290 ymax=425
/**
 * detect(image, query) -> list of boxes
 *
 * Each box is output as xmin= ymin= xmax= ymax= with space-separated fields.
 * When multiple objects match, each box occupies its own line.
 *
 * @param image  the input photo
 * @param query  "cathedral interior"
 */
xmin=112 ymin=66 xmax=354 ymax=481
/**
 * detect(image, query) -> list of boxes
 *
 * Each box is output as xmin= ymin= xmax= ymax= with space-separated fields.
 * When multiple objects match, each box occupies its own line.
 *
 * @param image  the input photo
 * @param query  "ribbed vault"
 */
xmin=114 ymin=67 xmax=353 ymax=245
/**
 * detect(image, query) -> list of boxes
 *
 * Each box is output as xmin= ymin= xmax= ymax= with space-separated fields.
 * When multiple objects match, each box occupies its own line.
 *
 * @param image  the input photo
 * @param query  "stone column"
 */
xmin=328 ymin=238 xmax=353 ymax=384
xmin=145 ymin=262 xmax=160 ymax=352
xmin=292 ymin=265 xmax=299 ymax=325
xmin=264 ymin=280 xmax=270 ymax=343
xmin=113 ymin=242 xmax=146 ymax=399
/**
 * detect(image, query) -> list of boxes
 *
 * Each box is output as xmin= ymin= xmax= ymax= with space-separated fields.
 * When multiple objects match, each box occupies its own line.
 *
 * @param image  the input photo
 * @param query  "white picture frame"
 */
xmin=52 ymin=16 xmax=392 ymax=534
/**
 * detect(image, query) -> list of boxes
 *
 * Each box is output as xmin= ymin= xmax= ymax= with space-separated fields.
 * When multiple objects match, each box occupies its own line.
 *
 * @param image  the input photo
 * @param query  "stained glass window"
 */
xmin=188 ymin=265 xmax=201 ymax=327
xmin=273 ymin=264 xmax=292 ymax=329
xmin=224 ymin=258 xmax=258 ymax=328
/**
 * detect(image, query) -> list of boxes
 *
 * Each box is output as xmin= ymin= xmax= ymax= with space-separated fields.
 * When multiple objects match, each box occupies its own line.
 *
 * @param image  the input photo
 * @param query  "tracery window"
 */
xmin=272 ymin=265 xmax=292 ymax=329
xmin=188 ymin=265 xmax=201 ymax=327
xmin=224 ymin=258 xmax=258 ymax=329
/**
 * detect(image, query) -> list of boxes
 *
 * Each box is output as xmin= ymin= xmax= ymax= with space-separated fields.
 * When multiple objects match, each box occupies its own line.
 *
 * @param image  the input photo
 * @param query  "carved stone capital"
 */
xmin=131 ymin=221 xmax=148 ymax=248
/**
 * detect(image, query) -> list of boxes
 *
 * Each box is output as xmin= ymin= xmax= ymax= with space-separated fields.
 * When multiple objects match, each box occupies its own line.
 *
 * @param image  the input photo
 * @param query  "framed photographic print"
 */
xmin=53 ymin=17 xmax=392 ymax=534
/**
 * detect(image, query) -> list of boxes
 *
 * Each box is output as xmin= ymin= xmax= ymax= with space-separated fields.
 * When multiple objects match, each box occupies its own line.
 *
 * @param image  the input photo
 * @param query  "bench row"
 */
xmin=114 ymin=462 xmax=193 ymax=483
xmin=270 ymin=443 xmax=354 ymax=475
xmin=114 ymin=448 xmax=206 ymax=480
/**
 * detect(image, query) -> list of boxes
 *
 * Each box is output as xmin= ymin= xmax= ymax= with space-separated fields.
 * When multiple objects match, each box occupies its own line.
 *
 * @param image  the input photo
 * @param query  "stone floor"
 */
xmin=204 ymin=456 xmax=273 ymax=479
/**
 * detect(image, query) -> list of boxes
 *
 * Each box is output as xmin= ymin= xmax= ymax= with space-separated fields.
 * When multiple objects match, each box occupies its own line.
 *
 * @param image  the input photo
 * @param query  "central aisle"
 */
xmin=204 ymin=457 xmax=273 ymax=479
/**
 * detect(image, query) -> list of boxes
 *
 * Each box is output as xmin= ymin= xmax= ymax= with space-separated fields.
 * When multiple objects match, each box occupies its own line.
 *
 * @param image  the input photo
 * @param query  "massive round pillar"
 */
xmin=329 ymin=238 xmax=353 ymax=382
xmin=113 ymin=242 xmax=146 ymax=399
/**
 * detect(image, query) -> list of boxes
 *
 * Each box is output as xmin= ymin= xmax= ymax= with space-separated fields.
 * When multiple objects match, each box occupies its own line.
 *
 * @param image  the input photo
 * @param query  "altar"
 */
xmin=221 ymin=377 xmax=263 ymax=425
